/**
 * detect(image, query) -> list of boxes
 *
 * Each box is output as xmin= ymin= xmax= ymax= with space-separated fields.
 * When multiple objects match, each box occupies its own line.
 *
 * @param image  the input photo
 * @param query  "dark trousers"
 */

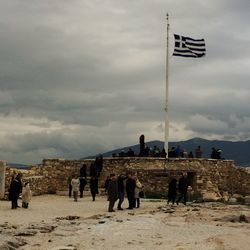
xmin=135 ymin=198 xmax=140 ymax=208
xmin=177 ymin=192 xmax=187 ymax=205
xmin=127 ymin=191 xmax=135 ymax=209
xmin=91 ymin=192 xmax=96 ymax=201
xmin=11 ymin=198 xmax=18 ymax=209
xmin=168 ymin=194 xmax=176 ymax=204
xmin=69 ymin=184 xmax=72 ymax=198
xmin=80 ymin=189 xmax=84 ymax=198
xmin=108 ymin=199 xmax=116 ymax=212
xmin=22 ymin=202 xmax=29 ymax=208
xmin=117 ymin=192 xmax=125 ymax=209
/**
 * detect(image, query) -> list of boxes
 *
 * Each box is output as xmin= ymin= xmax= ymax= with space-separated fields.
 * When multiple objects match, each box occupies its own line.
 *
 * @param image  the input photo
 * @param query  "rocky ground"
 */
xmin=0 ymin=195 xmax=250 ymax=250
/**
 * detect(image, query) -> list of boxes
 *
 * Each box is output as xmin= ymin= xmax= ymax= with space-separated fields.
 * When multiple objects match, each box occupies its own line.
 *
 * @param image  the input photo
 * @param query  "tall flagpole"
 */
xmin=164 ymin=13 xmax=170 ymax=158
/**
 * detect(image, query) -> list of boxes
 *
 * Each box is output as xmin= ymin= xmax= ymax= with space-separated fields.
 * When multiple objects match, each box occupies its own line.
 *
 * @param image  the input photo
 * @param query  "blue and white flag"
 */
xmin=173 ymin=34 xmax=206 ymax=58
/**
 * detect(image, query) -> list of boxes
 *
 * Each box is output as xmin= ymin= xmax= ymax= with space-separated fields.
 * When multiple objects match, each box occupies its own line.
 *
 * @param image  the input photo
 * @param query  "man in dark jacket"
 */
xmin=177 ymin=173 xmax=189 ymax=205
xmin=107 ymin=174 xmax=118 ymax=212
xmin=126 ymin=173 xmax=136 ymax=209
xmin=9 ymin=174 xmax=22 ymax=209
xmin=117 ymin=173 xmax=127 ymax=210
xmin=167 ymin=178 xmax=177 ymax=205
xmin=90 ymin=176 xmax=98 ymax=201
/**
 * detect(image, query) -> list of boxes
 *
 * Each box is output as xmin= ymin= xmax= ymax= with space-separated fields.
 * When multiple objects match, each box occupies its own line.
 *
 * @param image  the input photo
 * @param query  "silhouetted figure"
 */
xmin=9 ymin=176 xmax=21 ymax=209
xmin=175 ymin=145 xmax=181 ymax=158
xmin=107 ymin=174 xmax=118 ymax=212
xmin=79 ymin=177 xmax=87 ymax=198
xmin=119 ymin=150 xmax=126 ymax=157
xmin=168 ymin=147 xmax=177 ymax=158
xmin=167 ymin=178 xmax=177 ymax=204
xmin=188 ymin=151 xmax=194 ymax=158
xmin=126 ymin=173 xmax=136 ymax=209
xmin=177 ymin=173 xmax=189 ymax=205
xmin=90 ymin=176 xmax=99 ymax=201
xmin=127 ymin=148 xmax=135 ymax=157
xmin=153 ymin=145 xmax=160 ymax=157
xmin=161 ymin=148 xmax=167 ymax=158
xmin=139 ymin=134 xmax=145 ymax=156
xmin=195 ymin=145 xmax=203 ymax=158
xmin=211 ymin=147 xmax=222 ymax=159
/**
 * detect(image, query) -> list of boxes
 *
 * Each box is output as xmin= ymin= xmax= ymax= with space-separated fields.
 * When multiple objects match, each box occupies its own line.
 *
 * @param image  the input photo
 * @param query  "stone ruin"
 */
xmin=1 ymin=157 xmax=250 ymax=202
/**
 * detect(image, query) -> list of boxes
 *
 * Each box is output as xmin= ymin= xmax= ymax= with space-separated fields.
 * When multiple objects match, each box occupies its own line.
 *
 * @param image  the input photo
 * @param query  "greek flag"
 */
xmin=173 ymin=34 xmax=206 ymax=58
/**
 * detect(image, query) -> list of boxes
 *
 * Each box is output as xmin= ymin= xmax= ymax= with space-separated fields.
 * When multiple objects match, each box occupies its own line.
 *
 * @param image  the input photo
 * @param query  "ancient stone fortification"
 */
xmin=3 ymin=157 xmax=250 ymax=200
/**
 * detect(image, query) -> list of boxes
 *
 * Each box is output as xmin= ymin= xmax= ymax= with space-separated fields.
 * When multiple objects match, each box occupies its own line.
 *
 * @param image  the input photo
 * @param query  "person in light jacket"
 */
xmin=134 ymin=175 xmax=142 ymax=208
xmin=22 ymin=182 xmax=32 ymax=208
xmin=71 ymin=175 xmax=80 ymax=202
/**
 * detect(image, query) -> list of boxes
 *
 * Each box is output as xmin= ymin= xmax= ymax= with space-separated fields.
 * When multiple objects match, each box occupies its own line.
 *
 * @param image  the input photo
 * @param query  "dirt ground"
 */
xmin=0 ymin=195 xmax=250 ymax=250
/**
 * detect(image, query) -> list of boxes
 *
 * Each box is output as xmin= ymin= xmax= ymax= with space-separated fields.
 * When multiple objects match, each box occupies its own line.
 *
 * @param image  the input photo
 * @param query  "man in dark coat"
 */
xmin=177 ymin=173 xmax=189 ymax=205
xmin=126 ymin=173 xmax=136 ymax=209
xmin=107 ymin=174 xmax=118 ymax=212
xmin=167 ymin=178 xmax=177 ymax=204
xmin=9 ymin=174 xmax=22 ymax=209
xmin=79 ymin=165 xmax=87 ymax=198
xmin=90 ymin=176 xmax=99 ymax=201
xmin=117 ymin=173 xmax=127 ymax=210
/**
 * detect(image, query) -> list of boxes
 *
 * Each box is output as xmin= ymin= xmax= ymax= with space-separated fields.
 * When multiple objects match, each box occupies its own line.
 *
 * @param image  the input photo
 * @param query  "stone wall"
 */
xmin=4 ymin=157 xmax=250 ymax=199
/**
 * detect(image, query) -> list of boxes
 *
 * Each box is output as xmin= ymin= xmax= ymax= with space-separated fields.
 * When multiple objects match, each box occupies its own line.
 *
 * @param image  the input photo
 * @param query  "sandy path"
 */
xmin=1 ymin=195 xmax=250 ymax=250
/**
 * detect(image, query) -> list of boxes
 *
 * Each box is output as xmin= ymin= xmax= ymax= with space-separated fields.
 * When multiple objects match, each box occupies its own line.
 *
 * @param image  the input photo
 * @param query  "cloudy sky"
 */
xmin=0 ymin=0 xmax=250 ymax=164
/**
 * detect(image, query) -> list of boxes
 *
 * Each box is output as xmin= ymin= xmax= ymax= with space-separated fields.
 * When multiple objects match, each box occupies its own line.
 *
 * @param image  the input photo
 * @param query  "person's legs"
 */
xmin=108 ymin=200 xmax=115 ymax=212
xmin=136 ymin=198 xmax=140 ymax=208
xmin=69 ymin=185 xmax=72 ymax=198
xmin=177 ymin=193 xmax=183 ymax=205
xmin=117 ymin=192 xmax=124 ymax=210
xmin=80 ymin=190 xmax=83 ymax=198
xmin=73 ymin=191 xmax=78 ymax=201
xmin=127 ymin=192 xmax=134 ymax=209
xmin=183 ymin=192 xmax=187 ymax=205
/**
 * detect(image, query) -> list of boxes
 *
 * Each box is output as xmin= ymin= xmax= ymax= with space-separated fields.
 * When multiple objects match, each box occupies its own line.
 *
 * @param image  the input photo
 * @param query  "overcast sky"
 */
xmin=0 ymin=0 xmax=250 ymax=164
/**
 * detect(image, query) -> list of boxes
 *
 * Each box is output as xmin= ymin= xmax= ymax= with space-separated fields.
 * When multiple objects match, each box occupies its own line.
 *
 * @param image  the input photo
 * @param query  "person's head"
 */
xmin=24 ymin=182 xmax=29 ymax=187
xmin=182 ymin=172 xmax=188 ymax=178
xmin=110 ymin=173 xmax=116 ymax=180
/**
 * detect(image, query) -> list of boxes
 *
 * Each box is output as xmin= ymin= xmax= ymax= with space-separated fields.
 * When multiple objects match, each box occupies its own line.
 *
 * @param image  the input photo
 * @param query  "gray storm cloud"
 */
xmin=0 ymin=0 xmax=250 ymax=164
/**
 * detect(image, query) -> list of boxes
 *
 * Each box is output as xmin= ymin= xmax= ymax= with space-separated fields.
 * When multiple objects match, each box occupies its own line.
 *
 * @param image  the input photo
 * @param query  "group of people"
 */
xmin=105 ymin=172 xmax=143 ymax=212
xmin=113 ymin=146 xmax=167 ymax=158
xmin=167 ymin=173 xmax=189 ymax=205
xmin=8 ymin=173 xmax=32 ymax=209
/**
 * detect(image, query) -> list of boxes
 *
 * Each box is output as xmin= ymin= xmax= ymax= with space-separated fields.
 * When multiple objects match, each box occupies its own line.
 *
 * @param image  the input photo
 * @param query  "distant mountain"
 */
xmin=83 ymin=138 xmax=250 ymax=167
xmin=7 ymin=163 xmax=30 ymax=169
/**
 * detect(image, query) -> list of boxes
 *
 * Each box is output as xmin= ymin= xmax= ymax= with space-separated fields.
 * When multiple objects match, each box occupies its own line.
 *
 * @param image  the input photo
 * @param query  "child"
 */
xmin=22 ymin=182 xmax=32 ymax=208
xmin=71 ymin=175 xmax=80 ymax=202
